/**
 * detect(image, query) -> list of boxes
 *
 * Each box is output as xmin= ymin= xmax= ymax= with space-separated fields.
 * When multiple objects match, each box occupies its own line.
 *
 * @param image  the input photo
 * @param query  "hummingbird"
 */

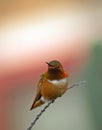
xmin=30 ymin=60 xmax=69 ymax=110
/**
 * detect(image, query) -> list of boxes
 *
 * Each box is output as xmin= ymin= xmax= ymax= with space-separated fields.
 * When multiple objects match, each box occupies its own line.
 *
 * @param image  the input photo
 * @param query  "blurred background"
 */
xmin=0 ymin=0 xmax=102 ymax=130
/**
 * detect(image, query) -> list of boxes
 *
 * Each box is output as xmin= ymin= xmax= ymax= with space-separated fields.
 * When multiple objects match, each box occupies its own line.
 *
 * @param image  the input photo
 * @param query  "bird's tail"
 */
xmin=30 ymin=100 xmax=45 ymax=110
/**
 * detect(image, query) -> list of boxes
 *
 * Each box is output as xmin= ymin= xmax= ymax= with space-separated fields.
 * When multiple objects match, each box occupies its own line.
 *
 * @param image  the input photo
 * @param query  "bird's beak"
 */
xmin=45 ymin=62 xmax=49 ymax=65
xmin=45 ymin=62 xmax=53 ymax=67
xmin=45 ymin=62 xmax=50 ymax=66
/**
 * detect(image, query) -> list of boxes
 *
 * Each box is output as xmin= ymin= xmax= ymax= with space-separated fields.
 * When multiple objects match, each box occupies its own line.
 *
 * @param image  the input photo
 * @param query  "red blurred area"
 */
xmin=0 ymin=40 xmax=88 ymax=92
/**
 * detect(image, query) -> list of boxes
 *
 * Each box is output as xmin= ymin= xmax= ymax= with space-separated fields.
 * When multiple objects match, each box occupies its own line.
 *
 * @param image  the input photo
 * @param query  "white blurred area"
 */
xmin=0 ymin=1 xmax=102 ymax=58
xmin=0 ymin=1 xmax=102 ymax=130
xmin=0 ymin=3 xmax=102 ymax=77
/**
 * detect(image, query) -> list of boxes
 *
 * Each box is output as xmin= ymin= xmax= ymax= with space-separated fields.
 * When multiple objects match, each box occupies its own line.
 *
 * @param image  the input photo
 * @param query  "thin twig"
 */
xmin=27 ymin=100 xmax=55 ymax=130
xmin=27 ymin=81 xmax=86 ymax=130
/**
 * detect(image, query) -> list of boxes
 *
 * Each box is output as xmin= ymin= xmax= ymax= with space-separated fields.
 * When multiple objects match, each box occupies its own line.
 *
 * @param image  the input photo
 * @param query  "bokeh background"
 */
xmin=0 ymin=0 xmax=102 ymax=130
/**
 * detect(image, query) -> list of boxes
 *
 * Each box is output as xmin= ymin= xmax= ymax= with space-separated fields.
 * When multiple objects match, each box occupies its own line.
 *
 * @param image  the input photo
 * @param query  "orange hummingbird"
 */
xmin=30 ymin=60 xmax=69 ymax=110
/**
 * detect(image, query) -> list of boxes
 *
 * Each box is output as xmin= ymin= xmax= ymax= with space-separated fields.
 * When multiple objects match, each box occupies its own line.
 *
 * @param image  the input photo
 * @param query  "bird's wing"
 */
xmin=30 ymin=74 xmax=45 ymax=110
xmin=33 ymin=78 xmax=43 ymax=104
xmin=30 ymin=72 xmax=48 ymax=110
xmin=30 ymin=75 xmax=45 ymax=110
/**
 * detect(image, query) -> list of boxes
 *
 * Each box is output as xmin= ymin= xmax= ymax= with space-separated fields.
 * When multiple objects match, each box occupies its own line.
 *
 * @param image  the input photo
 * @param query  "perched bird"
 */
xmin=30 ymin=60 xmax=69 ymax=110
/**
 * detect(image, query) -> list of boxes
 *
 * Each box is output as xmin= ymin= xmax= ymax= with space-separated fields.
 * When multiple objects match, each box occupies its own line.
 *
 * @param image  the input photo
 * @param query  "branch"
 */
xmin=27 ymin=81 xmax=86 ymax=130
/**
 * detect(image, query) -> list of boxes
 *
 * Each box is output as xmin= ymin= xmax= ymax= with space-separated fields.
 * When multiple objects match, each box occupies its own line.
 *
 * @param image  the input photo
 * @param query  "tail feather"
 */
xmin=30 ymin=100 xmax=45 ymax=110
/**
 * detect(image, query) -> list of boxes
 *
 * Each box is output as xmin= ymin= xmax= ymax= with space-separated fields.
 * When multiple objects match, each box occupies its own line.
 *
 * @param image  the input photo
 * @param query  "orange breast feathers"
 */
xmin=41 ymin=77 xmax=68 ymax=100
